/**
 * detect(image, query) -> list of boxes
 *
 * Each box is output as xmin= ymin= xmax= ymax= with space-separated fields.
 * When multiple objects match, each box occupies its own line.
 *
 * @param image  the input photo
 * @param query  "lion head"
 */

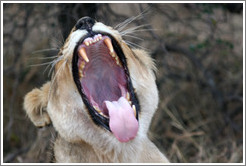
xmin=24 ymin=16 xmax=160 ymax=161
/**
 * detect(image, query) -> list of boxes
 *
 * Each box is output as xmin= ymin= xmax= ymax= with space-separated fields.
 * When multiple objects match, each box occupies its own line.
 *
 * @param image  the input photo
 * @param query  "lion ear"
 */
xmin=24 ymin=82 xmax=51 ymax=128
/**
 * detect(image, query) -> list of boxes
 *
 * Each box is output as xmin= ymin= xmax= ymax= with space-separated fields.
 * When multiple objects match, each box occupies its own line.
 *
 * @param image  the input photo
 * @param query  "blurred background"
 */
xmin=2 ymin=3 xmax=243 ymax=163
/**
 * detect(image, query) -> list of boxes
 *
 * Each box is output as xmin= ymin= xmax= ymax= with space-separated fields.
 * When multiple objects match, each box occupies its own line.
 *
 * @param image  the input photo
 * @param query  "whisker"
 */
xmin=29 ymin=61 xmax=55 ymax=67
xmin=117 ymin=15 xmax=142 ymax=32
xmin=49 ymin=59 xmax=67 ymax=100
xmin=115 ymin=17 xmax=134 ymax=30
xmin=115 ymin=6 xmax=150 ymax=32
xmin=44 ymin=59 xmax=58 ymax=76
xmin=32 ymin=48 xmax=60 ymax=54
xmin=125 ymin=40 xmax=149 ymax=51
xmin=51 ymin=37 xmax=64 ymax=48
xmin=121 ymin=34 xmax=144 ymax=41
xmin=121 ymin=28 xmax=157 ymax=36
xmin=29 ymin=55 xmax=59 ymax=60
xmin=27 ymin=55 xmax=63 ymax=78
xmin=48 ymin=56 xmax=64 ymax=77
xmin=119 ymin=24 xmax=150 ymax=34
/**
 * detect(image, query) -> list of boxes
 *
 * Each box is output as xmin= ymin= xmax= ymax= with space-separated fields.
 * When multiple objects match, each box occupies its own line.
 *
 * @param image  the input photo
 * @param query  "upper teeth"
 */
xmin=84 ymin=34 xmax=102 ymax=46
xmin=78 ymin=34 xmax=122 ymax=71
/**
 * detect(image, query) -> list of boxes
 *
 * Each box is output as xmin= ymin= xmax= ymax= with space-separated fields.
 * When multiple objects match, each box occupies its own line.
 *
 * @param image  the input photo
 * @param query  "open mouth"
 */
xmin=72 ymin=32 xmax=140 ymax=142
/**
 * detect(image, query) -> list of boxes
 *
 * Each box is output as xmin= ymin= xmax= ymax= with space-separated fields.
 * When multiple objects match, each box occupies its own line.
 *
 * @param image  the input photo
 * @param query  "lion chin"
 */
xmin=23 ymin=16 xmax=169 ymax=163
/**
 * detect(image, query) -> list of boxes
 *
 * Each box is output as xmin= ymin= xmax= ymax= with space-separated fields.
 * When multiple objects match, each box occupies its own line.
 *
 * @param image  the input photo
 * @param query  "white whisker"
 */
xmin=49 ymin=59 xmax=67 ymax=100
xmin=115 ymin=6 xmax=150 ymax=32
xmin=48 ymin=56 xmax=64 ymax=77
xmin=29 ymin=55 xmax=59 ymax=60
xmin=32 ymin=48 xmax=60 ymax=54
xmin=114 ymin=16 xmax=136 ymax=30
xmin=51 ymin=37 xmax=64 ymax=48
xmin=117 ymin=15 xmax=142 ymax=32
xmin=29 ymin=61 xmax=55 ymax=67
xmin=119 ymin=24 xmax=150 ymax=34
xmin=125 ymin=40 xmax=149 ymax=51
xmin=121 ymin=28 xmax=157 ymax=36
xmin=121 ymin=34 xmax=144 ymax=41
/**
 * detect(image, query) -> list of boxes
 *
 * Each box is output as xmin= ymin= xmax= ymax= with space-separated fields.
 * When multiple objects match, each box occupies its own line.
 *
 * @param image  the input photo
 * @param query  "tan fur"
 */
xmin=24 ymin=82 xmax=51 ymax=127
xmin=24 ymin=20 xmax=169 ymax=163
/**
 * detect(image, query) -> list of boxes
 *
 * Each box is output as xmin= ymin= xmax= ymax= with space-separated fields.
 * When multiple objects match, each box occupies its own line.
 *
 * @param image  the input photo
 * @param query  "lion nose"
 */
xmin=75 ymin=16 xmax=95 ymax=31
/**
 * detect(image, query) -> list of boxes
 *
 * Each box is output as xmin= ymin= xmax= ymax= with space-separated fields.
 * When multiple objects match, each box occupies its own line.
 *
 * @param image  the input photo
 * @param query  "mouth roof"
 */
xmin=78 ymin=35 xmax=128 ymax=117
xmin=72 ymin=32 xmax=140 ymax=142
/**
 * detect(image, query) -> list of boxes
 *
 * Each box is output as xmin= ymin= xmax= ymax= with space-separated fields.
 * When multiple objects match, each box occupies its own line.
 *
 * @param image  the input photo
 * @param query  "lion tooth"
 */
xmin=98 ymin=34 xmax=102 ymax=40
xmin=110 ymin=52 xmax=116 ymax=57
xmin=80 ymin=61 xmax=85 ymax=69
xmin=115 ymin=56 xmax=121 ymax=66
xmin=93 ymin=106 xmax=100 ymax=112
xmin=104 ymin=38 xmax=114 ymax=53
xmin=78 ymin=70 xmax=83 ymax=78
xmin=132 ymin=105 xmax=136 ymax=117
xmin=126 ymin=92 xmax=130 ymax=101
xmin=85 ymin=41 xmax=89 ymax=46
xmin=78 ymin=47 xmax=89 ymax=62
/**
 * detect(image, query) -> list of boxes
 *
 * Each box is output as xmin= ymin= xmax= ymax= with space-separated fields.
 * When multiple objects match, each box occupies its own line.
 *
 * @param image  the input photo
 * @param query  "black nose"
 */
xmin=75 ymin=16 xmax=95 ymax=31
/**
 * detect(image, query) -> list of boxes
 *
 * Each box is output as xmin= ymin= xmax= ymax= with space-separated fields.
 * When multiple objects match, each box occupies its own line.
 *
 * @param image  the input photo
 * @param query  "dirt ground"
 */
xmin=2 ymin=3 xmax=244 ymax=163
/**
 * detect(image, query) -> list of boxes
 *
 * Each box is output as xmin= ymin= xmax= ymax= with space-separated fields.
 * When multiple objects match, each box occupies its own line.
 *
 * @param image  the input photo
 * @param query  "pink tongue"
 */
xmin=104 ymin=97 xmax=139 ymax=142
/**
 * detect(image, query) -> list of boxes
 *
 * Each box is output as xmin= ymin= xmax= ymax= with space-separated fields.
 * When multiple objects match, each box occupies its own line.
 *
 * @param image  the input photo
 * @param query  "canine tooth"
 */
xmin=78 ymin=47 xmax=89 ymax=62
xmin=104 ymin=38 xmax=114 ymax=53
xmin=132 ymin=105 xmax=136 ymax=117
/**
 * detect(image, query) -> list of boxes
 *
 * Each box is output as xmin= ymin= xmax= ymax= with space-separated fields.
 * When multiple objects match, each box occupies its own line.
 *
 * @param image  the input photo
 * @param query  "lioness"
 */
xmin=24 ymin=17 xmax=169 ymax=163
